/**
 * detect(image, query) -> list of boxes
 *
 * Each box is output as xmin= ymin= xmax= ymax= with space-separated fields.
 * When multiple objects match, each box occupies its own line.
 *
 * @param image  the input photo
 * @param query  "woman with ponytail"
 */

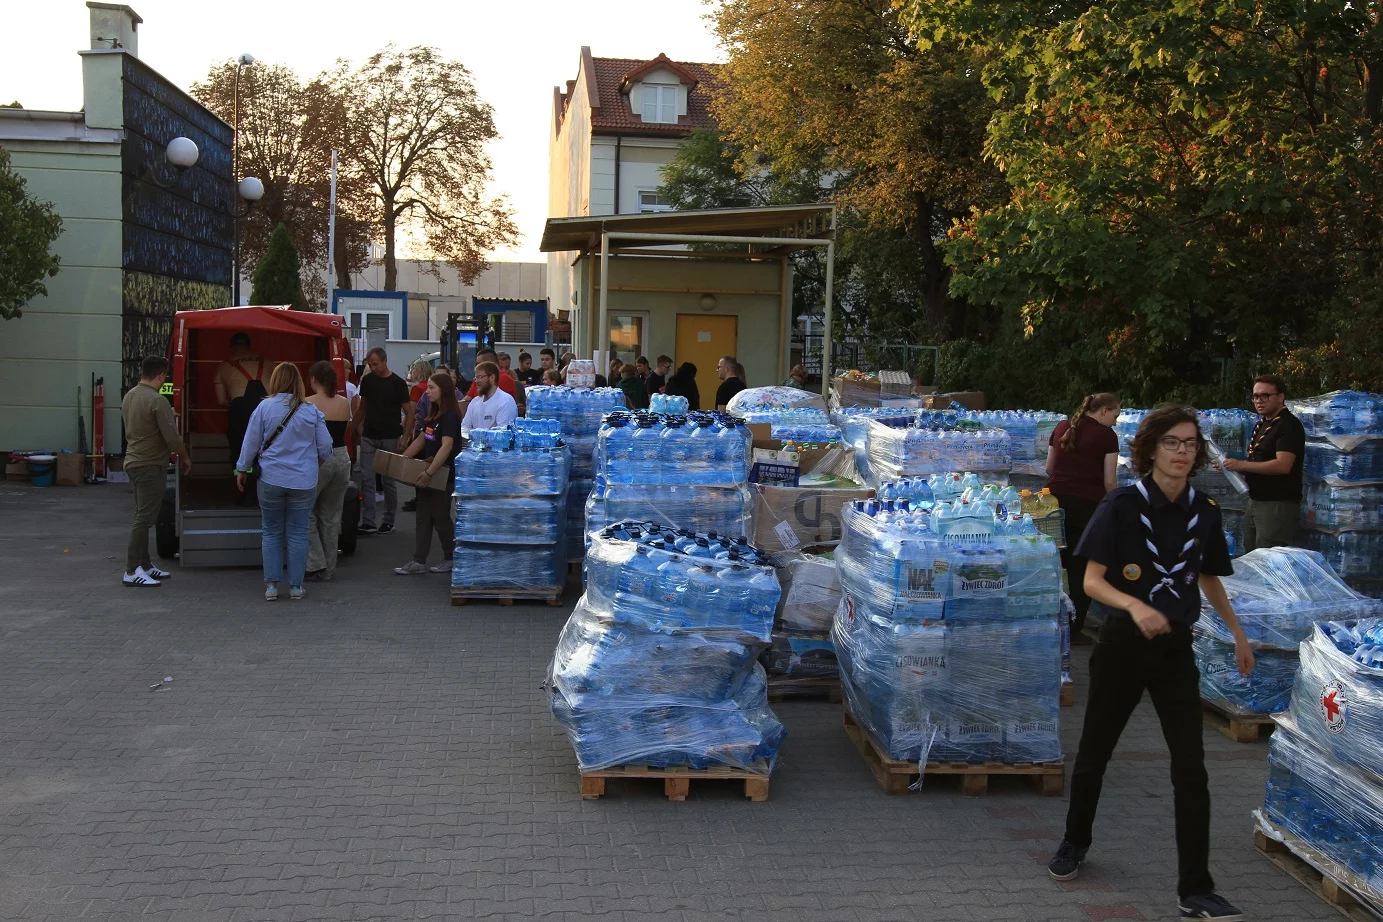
xmin=1045 ymin=392 xmax=1121 ymax=641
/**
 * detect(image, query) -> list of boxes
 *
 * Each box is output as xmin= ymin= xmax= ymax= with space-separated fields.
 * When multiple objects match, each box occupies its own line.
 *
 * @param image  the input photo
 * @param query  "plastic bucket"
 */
xmin=27 ymin=454 xmax=57 ymax=487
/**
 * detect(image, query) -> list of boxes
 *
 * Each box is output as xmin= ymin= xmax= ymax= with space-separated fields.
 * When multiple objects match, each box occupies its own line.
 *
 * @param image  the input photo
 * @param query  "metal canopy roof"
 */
xmin=539 ymin=204 xmax=835 ymax=255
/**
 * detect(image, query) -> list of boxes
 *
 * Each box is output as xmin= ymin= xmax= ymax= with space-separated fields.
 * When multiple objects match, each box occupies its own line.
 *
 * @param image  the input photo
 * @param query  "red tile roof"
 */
xmin=554 ymin=50 xmax=721 ymax=139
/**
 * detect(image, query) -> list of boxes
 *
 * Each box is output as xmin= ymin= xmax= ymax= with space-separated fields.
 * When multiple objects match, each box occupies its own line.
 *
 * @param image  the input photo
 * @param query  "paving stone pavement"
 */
xmin=0 ymin=483 xmax=1342 ymax=922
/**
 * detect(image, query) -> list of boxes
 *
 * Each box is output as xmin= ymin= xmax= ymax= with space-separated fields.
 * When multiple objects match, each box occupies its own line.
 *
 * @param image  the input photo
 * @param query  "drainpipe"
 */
xmin=613 ymin=136 xmax=622 ymax=215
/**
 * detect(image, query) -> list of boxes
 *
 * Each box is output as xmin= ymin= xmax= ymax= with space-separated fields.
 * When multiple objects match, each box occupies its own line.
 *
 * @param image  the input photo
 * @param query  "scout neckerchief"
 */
xmin=1134 ymin=479 xmax=1199 ymax=602
xmin=1248 ymin=412 xmax=1280 ymax=458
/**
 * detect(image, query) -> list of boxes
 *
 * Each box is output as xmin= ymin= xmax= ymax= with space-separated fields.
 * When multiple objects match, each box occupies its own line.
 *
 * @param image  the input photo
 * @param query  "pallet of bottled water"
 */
xmin=1291 ymin=390 xmax=1383 ymax=440
xmin=525 ymin=385 xmax=629 ymax=439
xmin=832 ymin=408 xmax=916 ymax=485
xmin=584 ymin=483 xmax=751 ymax=550
xmin=1304 ymin=482 xmax=1383 ymax=531
xmin=866 ymin=417 xmax=1011 ymax=484
xmin=831 ymin=490 xmax=1064 ymax=766
xmin=548 ymin=525 xmax=785 ymax=778
xmin=597 ymin=410 xmax=752 ymax=486
xmin=453 ymin=427 xmax=571 ymax=498
xmin=957 ymin=411 xmax=1067 ymax=463
xmin=1192 ymin=548 xmax=1383 ymax=716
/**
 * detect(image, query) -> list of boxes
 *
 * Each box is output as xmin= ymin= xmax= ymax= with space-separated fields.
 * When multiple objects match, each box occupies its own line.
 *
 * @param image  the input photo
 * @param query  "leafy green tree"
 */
xmin=905 ymin=0 xmax=1383 ymax=402
xmin=0 ymin=147 xmax=63 ymax=321
xmin=711 ymin=0 xmax=1006 ymax=337
xmin=250 ymin=223 xmax=307 ymax=309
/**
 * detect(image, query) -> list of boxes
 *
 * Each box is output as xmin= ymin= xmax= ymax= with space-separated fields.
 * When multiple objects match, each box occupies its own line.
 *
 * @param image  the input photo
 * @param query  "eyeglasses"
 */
xmin=1158 ymin=437 xmax=1201 ymax=452
xmin=1250 ymin=391 xmax=1281 ymax=402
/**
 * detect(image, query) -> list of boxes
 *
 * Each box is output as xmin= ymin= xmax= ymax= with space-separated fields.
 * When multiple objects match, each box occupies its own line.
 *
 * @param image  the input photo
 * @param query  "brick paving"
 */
xmin=0 ymin=482 xmax=1340 ymax=921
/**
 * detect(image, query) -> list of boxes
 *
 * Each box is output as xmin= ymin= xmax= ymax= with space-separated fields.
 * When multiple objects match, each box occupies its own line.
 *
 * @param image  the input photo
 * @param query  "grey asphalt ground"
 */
xmin=0 ymin=482 xmax=1340 ymax=921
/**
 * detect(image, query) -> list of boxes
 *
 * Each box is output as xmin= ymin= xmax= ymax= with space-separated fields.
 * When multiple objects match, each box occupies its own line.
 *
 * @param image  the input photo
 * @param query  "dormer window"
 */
xmin=641 ymin=84 xmax=678 ymax=124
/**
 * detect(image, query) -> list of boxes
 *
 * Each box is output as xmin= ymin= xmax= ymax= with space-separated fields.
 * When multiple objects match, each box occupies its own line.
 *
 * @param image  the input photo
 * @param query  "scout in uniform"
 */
xmin=1047 ymin=405 xmax=1256 ymax=922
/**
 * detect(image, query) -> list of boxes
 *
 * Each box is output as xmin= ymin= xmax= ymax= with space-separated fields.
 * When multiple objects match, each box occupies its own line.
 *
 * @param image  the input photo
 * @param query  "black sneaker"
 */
xmin=1178 ymin=893 xmax=1243 ymax=921
xmin=1047 ymin=839 xmax=1087 ymax=881
xmin=402 ymin=499 xmax=417 ymax=512
xmin=357 ymin=523 xmax=379 ymax=536
xmin=377 ymin=523 xmax=396 ymax=535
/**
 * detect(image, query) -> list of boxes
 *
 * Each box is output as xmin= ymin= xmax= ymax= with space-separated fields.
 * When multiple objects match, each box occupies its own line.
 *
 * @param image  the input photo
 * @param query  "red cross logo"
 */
xmin=1321 ymin=681 xmax=1347 ymax=733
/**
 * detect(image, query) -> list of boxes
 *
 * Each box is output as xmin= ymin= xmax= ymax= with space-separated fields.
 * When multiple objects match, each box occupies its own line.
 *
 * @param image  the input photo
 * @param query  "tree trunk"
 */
xmin=1366 ymin=57 xmax=1383 ymax=125
xmin=913 ymin=193 xmax=950 ymax=338
xmin=382 ymin=200 xmax=398 ymax=291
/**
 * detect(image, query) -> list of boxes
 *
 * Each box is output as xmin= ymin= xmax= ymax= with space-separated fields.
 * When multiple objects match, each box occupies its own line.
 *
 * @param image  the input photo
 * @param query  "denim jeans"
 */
xmin=259 ymin=481 xmax=316 ymax=585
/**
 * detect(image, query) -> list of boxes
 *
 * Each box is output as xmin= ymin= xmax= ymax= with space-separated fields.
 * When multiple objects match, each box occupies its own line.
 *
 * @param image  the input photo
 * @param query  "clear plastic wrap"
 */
xmin=1304 ymin=440 xmax=1383 ymax=485
xmin=524 ymin=385 xmax=627 ymax=437
xmin=958 ymin=411 xmax=1067 ymax=462
xmin=1193 ymin=631 xmax=1299 ymax=715
xmin=585 ymin=482 xmax=752 ymax=546
xmin=866 ymin=418 xmax=1011 ymax=482
xmin=1289 ymin=390 xmax=1383 ymax=439
xmin=453 ymin=444 xmax=572 ymax=497
xmin=834 ymin=600 xmax=1062 ymax=763
xmin=1197 ymin=547 xmax=1383 ymax=650
xmin=835 ymin=502 xmax=1061 ymax=626
xmin=450 ymin=534 xmax=568 ymax=593
xmin=548 ymin=531 xmax=786 ymax=772
xmin=1198 ymin=409 xmax=1256 ymax=459
xmin=726 ymin=385 xmax=828 ymax=416
xmin=832 ymin=408 xmax=916 ymax=486
xmin=1259 ymin=715 xmax=1383 ymax=893
xmin=1285 ymin=621 xmax=1383 ymax=775
xmin=1304 ymin=483 xmax=1383 ymax=531
xmin=1303 ymin=531 xmax=1383 ymax=581
xmin=596 ymin=411 xmax=751 ymax=486
xmin=454 ymin=495 xmax=566 ymax=545
xmin=776 ymin=552 xmax=841 ymax=634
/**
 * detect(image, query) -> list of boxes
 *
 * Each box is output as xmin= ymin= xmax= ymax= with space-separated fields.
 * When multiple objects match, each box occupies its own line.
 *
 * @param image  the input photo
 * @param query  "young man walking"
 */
xmin=1222 ymin=374 xmax=1305 ymax=551
xmin=120 ymin=356 xmax=192 ymax=586
xmin=353 ymin=347 xmax=414 ymax=536
xmin=1048 ymin=405 xmax=1255 ymax=921
xmin=715 ymin=355 xmax=746 ymax=411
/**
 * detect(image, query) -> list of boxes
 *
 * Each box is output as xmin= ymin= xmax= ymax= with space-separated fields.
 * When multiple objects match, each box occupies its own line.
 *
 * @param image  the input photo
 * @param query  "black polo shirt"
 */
xmin=1076 ymin=476 xmax=1233 ymax=627
xmin=1245 ymin=409 xmax=1306 ymax=502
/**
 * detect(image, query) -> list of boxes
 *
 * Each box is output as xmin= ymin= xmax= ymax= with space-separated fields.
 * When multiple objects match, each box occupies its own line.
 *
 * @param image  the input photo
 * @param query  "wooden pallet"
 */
xmin=842 ymin=709 xmax=1064 ymax=797
xmin=767 ymin=676 xmax=842 ymax=703
xmin=1202 ymin=699 xmax=1275 ymax=743
xmin=579 ymin=762 xmax=771 ymax=802
xmin=450 ymin=587 xmax=564 ymax=607
xmin=1255 ymin=818 xmax=1383 ymax=920
xmin=1060 ymin=681 xmax=1074 ymax=708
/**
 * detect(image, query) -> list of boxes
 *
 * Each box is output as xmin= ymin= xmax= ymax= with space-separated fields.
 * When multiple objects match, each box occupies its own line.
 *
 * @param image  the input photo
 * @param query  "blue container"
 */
xmin=27 ymin=455 xmax=56 ymax=487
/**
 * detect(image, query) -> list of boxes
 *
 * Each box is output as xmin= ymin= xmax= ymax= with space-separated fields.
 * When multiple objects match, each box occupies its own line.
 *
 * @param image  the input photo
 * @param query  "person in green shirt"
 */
xmin=119 ymin=356 xmax=192 ymax=587
xmin=617 ymin=364 xmax=649 ymax=410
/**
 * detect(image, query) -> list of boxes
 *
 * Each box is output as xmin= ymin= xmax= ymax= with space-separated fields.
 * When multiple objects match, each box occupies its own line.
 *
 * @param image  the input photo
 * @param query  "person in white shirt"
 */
xmin=460 ymin=361 xmax=518 ymax=434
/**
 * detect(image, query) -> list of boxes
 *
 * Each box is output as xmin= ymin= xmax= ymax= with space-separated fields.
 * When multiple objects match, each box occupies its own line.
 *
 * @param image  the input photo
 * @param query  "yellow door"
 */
xmin=675 ymin=314 xmax=738 ymax=410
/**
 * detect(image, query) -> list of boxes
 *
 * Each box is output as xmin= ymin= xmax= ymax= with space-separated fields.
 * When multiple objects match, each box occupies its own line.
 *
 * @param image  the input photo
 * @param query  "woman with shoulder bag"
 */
xmin=394 ymin=373 xmax=462 ymax=575
xmin=235 ymin=363 xmax=333 ymax=601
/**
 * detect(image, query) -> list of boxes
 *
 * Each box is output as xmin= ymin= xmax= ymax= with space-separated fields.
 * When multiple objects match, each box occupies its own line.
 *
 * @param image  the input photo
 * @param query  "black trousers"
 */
xmin=1065 ymin=606 xmax=1215 ymax=899
xmin=1055 ymin=494 xmax=1101 ymax=633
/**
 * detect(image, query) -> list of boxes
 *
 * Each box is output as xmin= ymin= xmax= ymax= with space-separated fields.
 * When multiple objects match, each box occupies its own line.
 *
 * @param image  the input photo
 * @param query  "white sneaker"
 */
xmin=394 ymin=561 xmax=427 ymax=575
xmin=146 ymin=566 xmax=171 ymax=580
xmin=428 ymin=560 xmax=453 ymax=573
xmin=122 ymin=567 xmax=161 ymax=587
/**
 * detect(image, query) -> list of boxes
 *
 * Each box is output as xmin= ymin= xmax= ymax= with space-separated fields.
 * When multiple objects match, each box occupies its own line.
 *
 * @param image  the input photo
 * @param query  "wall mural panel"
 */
xmin=121 ymin=272 xmax=230 ymax=392
xmin=120 ymin=54 xmax=234 ymax=394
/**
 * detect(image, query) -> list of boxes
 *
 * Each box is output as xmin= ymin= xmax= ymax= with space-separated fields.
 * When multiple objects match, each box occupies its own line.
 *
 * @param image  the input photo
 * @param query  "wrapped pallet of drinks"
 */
xmin=451 ymin=422 xmax=571 ymax=599
xmin=1193 ymin=547 xmax=1383 ymax=716
xmin=833 ymin=490 xmax=1063 ymax=765
xmin=1293 ymin=391 xmax=1383 ymax=596
xmin=1255 ymin=617 xmax=1383 ymax=911
xmin=548 ymin=524 xmax=786 ymax=773
xmin=525 ymin=384 xmax=627 ymax=561
xmin=865 ymin=415 xmax=1011 ymax=487
xmin=832 ymin=407 xmax=916 ymax=486
xmin=958 ymin=410 xmax=1067 ymax=473
xmin=584 ymin=410 xmax=754 ymax=546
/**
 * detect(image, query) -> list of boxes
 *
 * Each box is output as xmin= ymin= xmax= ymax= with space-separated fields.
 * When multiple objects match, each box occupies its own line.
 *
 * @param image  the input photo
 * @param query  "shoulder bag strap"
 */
xmin=247 ymin=399 xmax=302 ymax=472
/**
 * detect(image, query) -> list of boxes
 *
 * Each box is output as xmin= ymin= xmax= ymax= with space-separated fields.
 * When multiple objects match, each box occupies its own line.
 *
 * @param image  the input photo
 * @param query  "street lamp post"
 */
xmin=231 ymin=52 xmax=255 ymax=305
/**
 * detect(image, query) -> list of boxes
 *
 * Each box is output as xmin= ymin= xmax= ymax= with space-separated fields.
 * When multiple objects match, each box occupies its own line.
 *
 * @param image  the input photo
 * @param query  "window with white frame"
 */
xmin=640 ymin=84 xmax=678 ymax=124
xmin=638 ymin=190 xmax=671 ymax=214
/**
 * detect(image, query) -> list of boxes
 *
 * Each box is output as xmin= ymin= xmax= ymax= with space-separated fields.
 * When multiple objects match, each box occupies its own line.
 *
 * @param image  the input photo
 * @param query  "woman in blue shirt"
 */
xmin=235 ymin=363 xmax=333 ymax=601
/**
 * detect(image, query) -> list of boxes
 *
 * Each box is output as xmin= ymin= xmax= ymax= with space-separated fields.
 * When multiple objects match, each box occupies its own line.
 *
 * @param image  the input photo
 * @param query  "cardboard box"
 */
xmin=777 ymin=554 xmax=842 ymax=633
xmin=6 ymin=461 xmax=28 ymax=482
xmin=55 ymin=454 xmax=85 ymax=486
xmin=371 ymin=450 xmax=450 ymax=491
xmin=748 ymin=424 xmax=848 ymax=475
xmin=752 ymin=483 xmax=874 ymax=553
xmin=925 ymin=390 xmax=986 ymax=411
